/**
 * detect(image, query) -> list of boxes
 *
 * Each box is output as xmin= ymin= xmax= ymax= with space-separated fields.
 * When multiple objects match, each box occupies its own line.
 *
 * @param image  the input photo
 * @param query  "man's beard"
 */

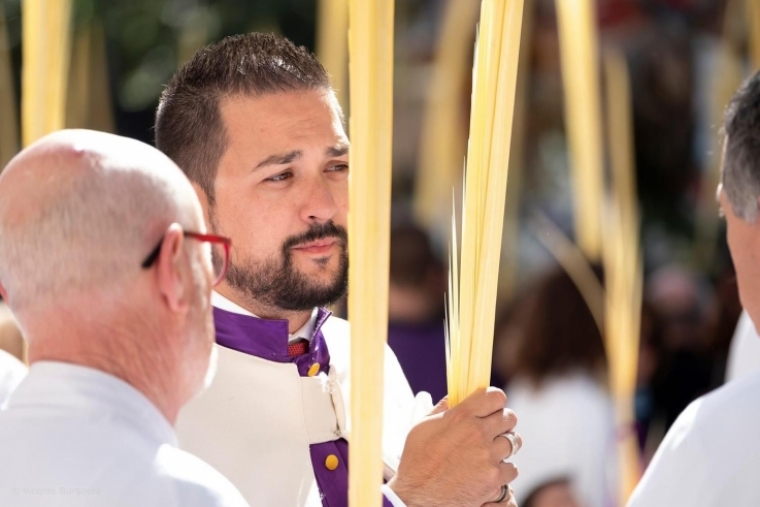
xmin=221 ymin=221 xmax=348 ymax=311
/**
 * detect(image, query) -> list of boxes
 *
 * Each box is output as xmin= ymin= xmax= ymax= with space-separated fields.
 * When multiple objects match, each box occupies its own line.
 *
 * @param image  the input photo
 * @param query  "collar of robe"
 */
xmin=213 ymin=306 xmax=333 ymax=376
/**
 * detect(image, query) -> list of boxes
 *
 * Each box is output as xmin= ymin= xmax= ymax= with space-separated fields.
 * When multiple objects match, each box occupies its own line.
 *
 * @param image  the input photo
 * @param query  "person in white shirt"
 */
xmin=0 ymin=130 xmax=248 ymax=507
xmin=155 ymin=32 xmax=521 ymax=507
xmin=0 ymin=348 xmax=26 ymax=407
xmin=725 ymin=310 xmax=760 ymax=381
xmin=627 ymin=70 xmax=760 ymax=507
xmin=495 ymin=268 xmax=617 ymax=507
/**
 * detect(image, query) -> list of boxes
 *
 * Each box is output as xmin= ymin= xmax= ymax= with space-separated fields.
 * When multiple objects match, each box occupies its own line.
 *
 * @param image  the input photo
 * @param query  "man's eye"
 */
xmin=327 ymin=164 xmax=348 ymax=173
xmin=266 ymin=171 xmax=292 ymax=182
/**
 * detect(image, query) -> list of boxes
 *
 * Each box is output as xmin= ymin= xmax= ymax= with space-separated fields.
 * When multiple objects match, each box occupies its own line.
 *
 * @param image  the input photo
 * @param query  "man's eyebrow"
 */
xmin=254 ymin=150 xmax=302 ymax=170
xmin=326 ymin=144 xmax=349 ymax=157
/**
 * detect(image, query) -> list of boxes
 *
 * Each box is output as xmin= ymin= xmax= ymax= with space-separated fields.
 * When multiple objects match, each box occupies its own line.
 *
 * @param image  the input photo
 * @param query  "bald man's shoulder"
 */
xmin=0 ymin=362 xmax=249 ymax=507
xmin=154 ymin=445 xmax=250 ymax=507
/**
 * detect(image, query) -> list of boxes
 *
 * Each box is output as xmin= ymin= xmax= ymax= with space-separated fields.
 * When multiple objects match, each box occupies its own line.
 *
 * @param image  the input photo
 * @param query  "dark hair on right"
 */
xmin=155 ymin=33 xmax=332 ymax=204
xmin=389 ymin=224 xmax=443 ymax=287
xmin=498 ymin=267 xmax=607 ymax=386
xmin=723 ymin=69 xmax=760 ymax=221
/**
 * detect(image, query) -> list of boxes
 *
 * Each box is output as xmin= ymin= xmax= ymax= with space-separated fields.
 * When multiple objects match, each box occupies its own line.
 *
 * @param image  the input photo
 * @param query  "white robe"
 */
xmin=506 ymin=374 xmax=618 ymax=507
xmin=0 ymin=361 xmax=250 ymax=507
xmin=726 ymin=310 xmax=760 ymax=382
xmin=0 ymin=348 xmax=26 ymax=408
xmin=176 ymin=298 xmax=430 ymax=507
xmin=627 ymin=369 xmax=760 ymax=507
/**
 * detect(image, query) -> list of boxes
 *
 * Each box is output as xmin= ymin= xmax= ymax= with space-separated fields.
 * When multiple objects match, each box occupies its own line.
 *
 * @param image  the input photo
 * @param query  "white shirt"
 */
xmin=627 ymin=368 xmax=760 ymax=507
xmin=726 ymin=310 xmax=760 ymax=382
xmin=0 ymin=348 xmax=26 ymax=408
xmin=177 ymin=292 xmax=421 ymax=507
xmin=506 ymin=373 xmax=618 ymax=507
xmin=0 ymin=361 xmax=250 ymax=507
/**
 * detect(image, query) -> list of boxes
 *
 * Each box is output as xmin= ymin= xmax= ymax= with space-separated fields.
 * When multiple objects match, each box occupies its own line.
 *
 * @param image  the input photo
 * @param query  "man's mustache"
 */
xmin=283 ymin=221 xmax=348 ymax=251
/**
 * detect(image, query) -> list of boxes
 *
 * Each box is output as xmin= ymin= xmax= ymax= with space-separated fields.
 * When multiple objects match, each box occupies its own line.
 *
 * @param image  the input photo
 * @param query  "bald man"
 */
xmin=0 ymin=130 xmax=248 ymax=507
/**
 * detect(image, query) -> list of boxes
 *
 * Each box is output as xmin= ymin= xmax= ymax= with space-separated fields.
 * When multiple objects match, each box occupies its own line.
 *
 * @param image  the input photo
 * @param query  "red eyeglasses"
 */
xmin=142 ymin=231 xmax=231 ymax=286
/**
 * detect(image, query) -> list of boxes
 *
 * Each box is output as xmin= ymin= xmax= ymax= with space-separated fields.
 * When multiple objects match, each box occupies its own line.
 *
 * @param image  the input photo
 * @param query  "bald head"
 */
xmin=0 ymin=130 xmax=203 ymax=313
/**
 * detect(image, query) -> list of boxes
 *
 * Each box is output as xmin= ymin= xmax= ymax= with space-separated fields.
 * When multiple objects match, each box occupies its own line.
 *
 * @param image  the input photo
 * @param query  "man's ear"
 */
xmin=0 ymin=282 xmax=8 ymax=303
xmin=156 ymin=223 xmax=190 ymax=313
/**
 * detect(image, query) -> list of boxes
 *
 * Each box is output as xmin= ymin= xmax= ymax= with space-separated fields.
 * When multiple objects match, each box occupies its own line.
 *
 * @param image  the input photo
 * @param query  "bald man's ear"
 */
xmin=156 ymin=223 xmax=191 ymax=314
xmin=0 ymin=282 xmax=8 ymax=303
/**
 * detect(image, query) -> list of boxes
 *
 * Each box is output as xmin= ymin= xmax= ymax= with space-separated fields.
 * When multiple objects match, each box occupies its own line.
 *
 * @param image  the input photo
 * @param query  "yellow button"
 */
xmin=325 ymin=454 xmax=339 ymax=471
xmin=308 ymin=363 xmax=320 ymax=377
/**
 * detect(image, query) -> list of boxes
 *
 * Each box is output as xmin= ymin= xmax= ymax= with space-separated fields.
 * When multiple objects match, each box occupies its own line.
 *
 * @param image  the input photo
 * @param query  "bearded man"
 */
xmin=156 ymin=33 xmax=521 ymax=507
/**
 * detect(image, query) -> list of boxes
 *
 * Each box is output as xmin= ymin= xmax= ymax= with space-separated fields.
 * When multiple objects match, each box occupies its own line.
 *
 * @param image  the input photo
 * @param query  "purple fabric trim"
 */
xmin=212 ymin=306 xmax=394 ymax=506
xmin=310 ymin=439 xmax=394 ymax=507
xmin=213 ymin=306 xmax=332 ymax=377
xmin=387 ymin=320 xmax=448 ymax=403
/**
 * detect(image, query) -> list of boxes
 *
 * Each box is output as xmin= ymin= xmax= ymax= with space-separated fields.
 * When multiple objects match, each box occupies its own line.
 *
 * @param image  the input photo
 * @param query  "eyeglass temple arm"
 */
xmin=141 ymin=243 xmax=162 ymax=269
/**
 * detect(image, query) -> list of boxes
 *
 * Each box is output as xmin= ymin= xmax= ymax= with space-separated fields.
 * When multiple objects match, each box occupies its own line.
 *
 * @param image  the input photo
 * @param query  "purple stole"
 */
xmin=213 ymin=307 xmax=395 ymax=507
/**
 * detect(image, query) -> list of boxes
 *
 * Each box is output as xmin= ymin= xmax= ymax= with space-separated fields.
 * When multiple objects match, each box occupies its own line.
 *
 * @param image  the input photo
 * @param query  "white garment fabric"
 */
xmin=725 ymin=310 xmax=760 ymax=382
xmin=0 ymin=348 xmax=26 ymax=408
xmin=506 ymin=373 xmax=618 ymax=507
xmin=627 ymin=369 xmax=760 ymax=507
xmin=0 ymin=362 xmax=250 ymax=507
xmin=176 ymin=292 xmax=428 ymax=507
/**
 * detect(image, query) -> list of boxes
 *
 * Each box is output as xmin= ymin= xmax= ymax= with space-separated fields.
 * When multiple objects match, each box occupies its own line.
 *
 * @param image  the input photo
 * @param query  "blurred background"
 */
xmin=0 ymin=0 xmax=756 ymax=506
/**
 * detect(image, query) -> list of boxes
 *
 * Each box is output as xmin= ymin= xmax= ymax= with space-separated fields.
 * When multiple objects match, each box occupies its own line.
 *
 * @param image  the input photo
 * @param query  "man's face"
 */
xmin=719 ymin=184 xmax=760 ymax=323
xmin=208 ymin=90 xmax=349 ymax=312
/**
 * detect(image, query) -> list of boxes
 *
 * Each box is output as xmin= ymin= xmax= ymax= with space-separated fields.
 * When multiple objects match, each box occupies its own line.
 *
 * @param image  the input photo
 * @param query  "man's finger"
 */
xmin=492 ymin=431 xmax=523 ymax=463
xmin=499 ymin=462 xmax=519 ymax=485
xmin=483 ymin=484 xmax=517 ymax=506
xmin=458 ymin=387 xmax=507 ymax=417
xmin=428 ymin=396 xmax=449 ymax=416
xmin=482 ymin=407 xmax=518 ymax=439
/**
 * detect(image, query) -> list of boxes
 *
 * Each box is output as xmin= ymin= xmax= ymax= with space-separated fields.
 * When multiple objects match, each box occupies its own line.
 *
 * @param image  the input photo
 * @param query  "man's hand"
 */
xmin=388 ymin=387 xmax=521 ymax=507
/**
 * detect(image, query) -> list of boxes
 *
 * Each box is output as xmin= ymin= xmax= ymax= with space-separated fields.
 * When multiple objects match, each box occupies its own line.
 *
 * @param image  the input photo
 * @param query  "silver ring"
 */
xmin=495 ymin=484 xmax=509 ymax=503
xmin=499 ymin=431 xmax=521 ymax=460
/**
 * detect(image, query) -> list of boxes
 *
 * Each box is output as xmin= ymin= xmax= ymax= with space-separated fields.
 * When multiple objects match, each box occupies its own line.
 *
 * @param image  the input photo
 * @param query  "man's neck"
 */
xmin=214 ymin=285 xmax=314 ymax=334
xmin=29 ymin=347 xmax=184 ymax=425
xmin=25 ymin=311 xmax=185 ymax=426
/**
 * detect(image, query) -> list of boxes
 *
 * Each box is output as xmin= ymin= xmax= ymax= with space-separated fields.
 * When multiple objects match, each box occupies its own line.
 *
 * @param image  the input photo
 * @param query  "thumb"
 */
xmin=429 ymin=396 xmax=449 ymax=416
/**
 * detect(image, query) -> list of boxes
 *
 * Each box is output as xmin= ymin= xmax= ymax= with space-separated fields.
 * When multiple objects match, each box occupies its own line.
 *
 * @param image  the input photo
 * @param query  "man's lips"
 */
xmin=292 ymin=238 xmax=338 ymax=254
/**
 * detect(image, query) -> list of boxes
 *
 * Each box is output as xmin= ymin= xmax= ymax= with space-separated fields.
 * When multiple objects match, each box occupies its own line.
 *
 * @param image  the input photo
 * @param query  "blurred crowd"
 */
xmin=386 ymin=221 xmax=742 ymax=507
xmin=385 ymin=3 xmax=746 ymax=506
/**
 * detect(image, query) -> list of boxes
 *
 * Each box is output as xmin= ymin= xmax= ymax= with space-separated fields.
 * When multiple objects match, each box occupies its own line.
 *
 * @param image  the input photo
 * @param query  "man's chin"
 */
xmin=275 ymin=270 xmax=347 ymax=311
xmin=293 ymin=257 xmax=341 ymax=277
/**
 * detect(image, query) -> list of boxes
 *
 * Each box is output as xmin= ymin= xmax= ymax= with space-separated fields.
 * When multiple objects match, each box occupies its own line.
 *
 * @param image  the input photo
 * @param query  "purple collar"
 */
xmin=213 ymin=306 xmax=333 ymax=376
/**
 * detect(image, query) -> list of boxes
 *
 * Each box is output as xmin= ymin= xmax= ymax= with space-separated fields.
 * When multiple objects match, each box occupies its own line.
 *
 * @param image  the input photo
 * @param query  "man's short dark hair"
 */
xmin=724 ymin=70 xmax=760 ymax=221
xmin=155 ymin=32 xmax=332 ymax=204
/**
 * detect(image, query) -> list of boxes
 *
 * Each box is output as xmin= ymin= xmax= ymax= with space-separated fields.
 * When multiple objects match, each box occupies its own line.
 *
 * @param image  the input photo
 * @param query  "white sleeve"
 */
xmin=382 ymin=484 xmax=407 ymax=507
xmin=381 ymin=343 xmax=430 ymax=476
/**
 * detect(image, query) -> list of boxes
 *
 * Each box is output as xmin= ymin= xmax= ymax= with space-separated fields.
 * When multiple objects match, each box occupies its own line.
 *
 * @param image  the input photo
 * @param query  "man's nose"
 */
xmin=300 ymin=176 xmax=339 ymax=223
